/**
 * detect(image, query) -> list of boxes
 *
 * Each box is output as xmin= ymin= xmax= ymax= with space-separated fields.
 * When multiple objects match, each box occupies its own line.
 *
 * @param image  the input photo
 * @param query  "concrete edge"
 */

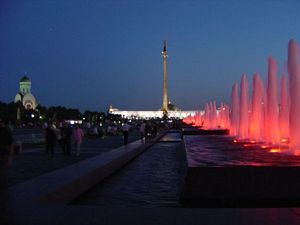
xmin=9 ymin=131 xmax=167 ymax=206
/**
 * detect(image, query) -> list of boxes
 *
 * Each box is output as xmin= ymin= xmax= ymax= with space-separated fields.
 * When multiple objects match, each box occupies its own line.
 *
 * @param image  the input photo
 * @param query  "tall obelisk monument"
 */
xmin=162 ymin=40 xmax=168 ymax=115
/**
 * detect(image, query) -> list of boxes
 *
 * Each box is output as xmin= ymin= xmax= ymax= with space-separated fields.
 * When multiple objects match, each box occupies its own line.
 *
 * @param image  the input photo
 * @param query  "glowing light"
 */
xmin=233 ymin=139 xmax=237 ymax=143
xmin=270 ymin=148 xmax=281 ymax=153
xmin=261 ymin=145 xmax=268 ymax=149
xmin=281 ymin=138 xmax=288 ymax=143
xmin=31 ymin=114 xmax=35 ymax=118
xmin=243 ymin=144 xmax=250 ymax=147
xmin=294 ymin=150 xmax=300 ymax=156
xmin=250 ymin=140 xmax=256 ymax=143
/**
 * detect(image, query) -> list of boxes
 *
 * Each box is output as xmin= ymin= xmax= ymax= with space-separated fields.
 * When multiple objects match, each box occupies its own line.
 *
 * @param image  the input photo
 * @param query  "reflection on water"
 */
xmin=72 ymin=142 xmax=187 ymax=207
xmin=185 ymin=135 xmax=300 ymax=167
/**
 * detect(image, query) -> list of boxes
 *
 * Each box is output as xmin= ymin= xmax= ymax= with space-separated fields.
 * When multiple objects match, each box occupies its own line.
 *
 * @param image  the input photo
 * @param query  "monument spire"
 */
xmin=162 ymin=40 xmax=168 ymax=115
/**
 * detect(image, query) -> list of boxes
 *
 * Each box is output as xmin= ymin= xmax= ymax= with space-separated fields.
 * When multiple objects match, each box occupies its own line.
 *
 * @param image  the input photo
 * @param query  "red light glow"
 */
xmin=261 ymin=145 xmax=268 ymax=149
xmin=294 ymin=150 xmax=300 ymax=156
xmin=270 ymin=148 xmax=281 ymax=153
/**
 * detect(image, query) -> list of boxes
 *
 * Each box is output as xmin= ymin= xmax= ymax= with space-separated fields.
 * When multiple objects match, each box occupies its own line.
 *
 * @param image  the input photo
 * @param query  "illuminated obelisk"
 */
xmin=162 ymin=40 xmax=168 ymax=115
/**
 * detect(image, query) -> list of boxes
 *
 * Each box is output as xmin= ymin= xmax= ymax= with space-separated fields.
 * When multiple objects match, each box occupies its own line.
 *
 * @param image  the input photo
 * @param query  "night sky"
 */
xmin=1 ymin=0 xmax=300 ymax=112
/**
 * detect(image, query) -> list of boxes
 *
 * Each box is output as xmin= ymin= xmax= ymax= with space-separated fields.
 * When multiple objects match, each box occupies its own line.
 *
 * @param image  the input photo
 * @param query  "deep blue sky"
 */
xmin=1 ymin=0 xmax=300 ymax=112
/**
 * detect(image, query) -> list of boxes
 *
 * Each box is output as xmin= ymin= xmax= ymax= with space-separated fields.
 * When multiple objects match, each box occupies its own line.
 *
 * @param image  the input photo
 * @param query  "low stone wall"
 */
xmin=7 ymin=131 xmax=167 ymax=206
xmin=181 ymin=166 xmax=300 ymax=207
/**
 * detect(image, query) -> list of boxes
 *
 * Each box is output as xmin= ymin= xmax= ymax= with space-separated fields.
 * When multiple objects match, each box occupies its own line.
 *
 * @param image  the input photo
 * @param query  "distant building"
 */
xmin=109 ymin=106 xmax=198 ymax=119
xmin=108 ymin=105 xmax=119 ymax=114
xmin=108 ymin=41 xmax=200 ymax=119
xmin=167 ymin=100 xmax=180 ymax=111
xmin=14 ymin=76 xmax=37 ymax=110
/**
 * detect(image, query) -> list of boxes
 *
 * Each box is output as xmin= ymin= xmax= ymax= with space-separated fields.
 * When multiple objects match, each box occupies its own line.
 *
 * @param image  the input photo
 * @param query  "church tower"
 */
xmin=162 ymin=41 xmax=168 ymax=114
xmin=14 ymin=75 xmax=37 ymax=110
xmin=19 ymin=76 xmax=31 ymax=95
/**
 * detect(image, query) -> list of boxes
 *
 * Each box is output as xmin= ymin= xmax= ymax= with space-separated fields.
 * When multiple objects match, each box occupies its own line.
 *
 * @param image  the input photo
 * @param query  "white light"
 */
xmin=31 ymin=114 xmax=35 ymax=118
xmin=83 ymin=117 xmax=85 ymax=120
xmin=70 ymin=120 xmax=75 ymax=125
xmin=39 ymin=116 xmax=43 ymax=119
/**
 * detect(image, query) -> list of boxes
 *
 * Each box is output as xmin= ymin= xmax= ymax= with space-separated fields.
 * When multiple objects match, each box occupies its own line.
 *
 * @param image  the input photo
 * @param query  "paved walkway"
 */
xmin=7 ymin=133 xmax=140 ymax=186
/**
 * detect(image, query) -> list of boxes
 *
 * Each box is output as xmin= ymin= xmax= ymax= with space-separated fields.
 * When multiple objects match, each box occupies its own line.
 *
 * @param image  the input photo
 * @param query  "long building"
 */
xmin=109 ymin=107 xmax=199 ymax=119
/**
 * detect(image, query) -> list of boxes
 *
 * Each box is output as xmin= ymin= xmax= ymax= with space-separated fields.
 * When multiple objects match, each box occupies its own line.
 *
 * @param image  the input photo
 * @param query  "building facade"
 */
xmin=14 ymin=76 xmax=37 ymax=110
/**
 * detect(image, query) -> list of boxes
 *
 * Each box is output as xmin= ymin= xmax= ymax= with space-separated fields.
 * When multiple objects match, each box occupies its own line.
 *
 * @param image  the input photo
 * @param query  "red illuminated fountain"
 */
xmin=288 ymin=40 xmax=300 ymax=155
xmin=230 ymin=83 xmax=239 ymax=136
xmin=249 ymin=73 xmax=264 ymax=141
xmin=183 ymin=39 xmax=300 ymax=156
xmin=181 ymin=40 xmax=300 ymax=207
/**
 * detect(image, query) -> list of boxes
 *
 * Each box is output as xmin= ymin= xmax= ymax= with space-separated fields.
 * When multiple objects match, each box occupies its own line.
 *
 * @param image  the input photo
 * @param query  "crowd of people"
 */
xmin=42 ymin=120 xmax=162 ymax=154
xmin=43 ymin=122 xmax=84 ymax=156
xmin=0 ymin=118 xmax=179 ymax=191
xmin=121 ymin=120 xmax=161 ymax=145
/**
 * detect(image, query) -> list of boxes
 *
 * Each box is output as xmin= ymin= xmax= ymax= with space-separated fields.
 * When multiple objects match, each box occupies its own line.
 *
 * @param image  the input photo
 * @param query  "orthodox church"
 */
xmin=14 ymin=76 xmax=37 ymax=110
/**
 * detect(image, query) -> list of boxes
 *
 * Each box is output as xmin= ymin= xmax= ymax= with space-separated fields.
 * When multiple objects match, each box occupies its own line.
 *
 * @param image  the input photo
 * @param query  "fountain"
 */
xmin=183 ymin=39 xmax=300 ymax=156
xmin=180 ymin=39 xmax=300 ymax=207
xmin=238 ymin=74 xmax=249 ymax=139
xmin=266 ymin=57 xmax=279 ymax=144
xmin=249 ymin=73 xmax=264 ymax=141
xmin=230 ymin=83 xmax=239 ymax=136
xmin=288 ymin=39 xmax=300 ymax=154
xmin=279 ymin=74 xmax=289 ymax=140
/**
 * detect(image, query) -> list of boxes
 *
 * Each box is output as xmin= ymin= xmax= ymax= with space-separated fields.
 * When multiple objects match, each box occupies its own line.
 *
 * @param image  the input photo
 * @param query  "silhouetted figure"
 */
xmin=0 ymin=120 xmax=14 ymax=225
xmin=73 ymin=124 xmax=84 ymax=156
xmin=152 ymin=122 xmax=158 ymax=137
xmin=45 ymin=124 xmax=57 ymax=155
xmin=0 ymin=119 xmax=13 ymax=189
xmin=139 ymin=121 xmax=146 ymax=142
xmin=122 ymin=122 xmax=130 ymax=145
xmin=55 ymin=125 xmax=63 ymax=151
xmin=61 ymin=123 xmax=72 ymax=155
xmin=145 ymin=122 xmax=152 ymax=140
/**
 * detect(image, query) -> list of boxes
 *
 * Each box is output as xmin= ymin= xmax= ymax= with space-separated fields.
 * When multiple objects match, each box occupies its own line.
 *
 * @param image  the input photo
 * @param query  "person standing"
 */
xmin=139 ymin=121 xmax=146 ymax=142
xmin=0 ymin=119 xmax=13 ymax=189
xmin=45 ymin=123 xmax=57 ymax=155
xmin=122 ymin=122 xmax=130 ymax=145
xmin=61 ymin=122 xmax=72 ymax=155
xmin=145 ymin=122 xmax=151 ymax=140
xmin=73 ymin=124 xmax=84 ymax=156
xmin=0 ymin=119 xmax=15 ymax=225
